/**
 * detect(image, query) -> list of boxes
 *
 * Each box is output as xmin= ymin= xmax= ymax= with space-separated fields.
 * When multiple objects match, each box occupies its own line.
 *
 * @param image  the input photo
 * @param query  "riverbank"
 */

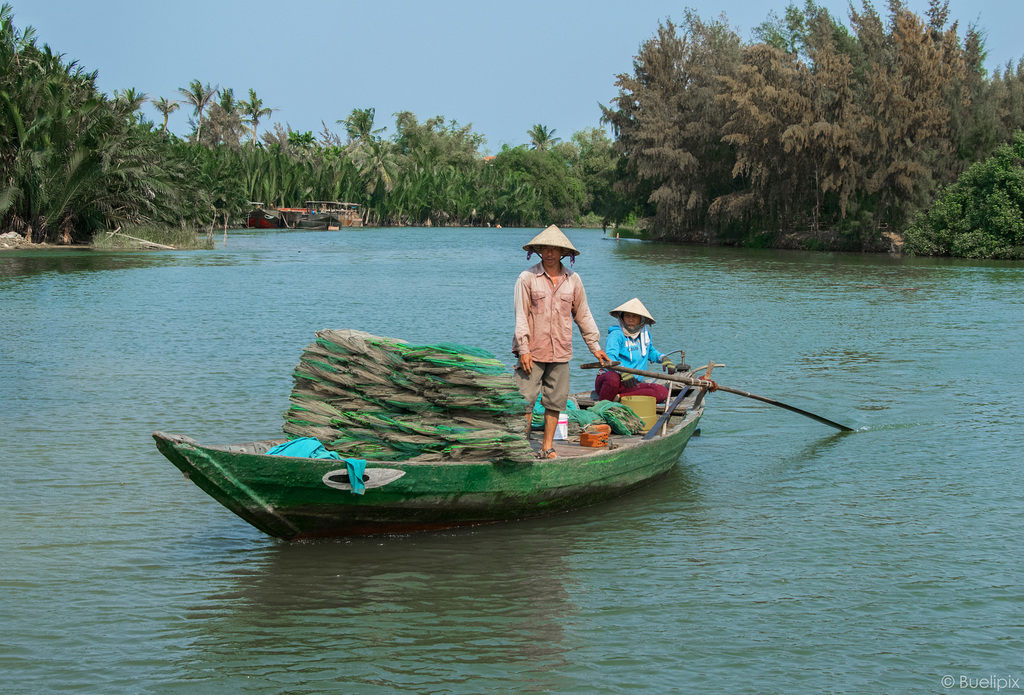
xmin=0 ymin=232 xmax=89 ymax=251
xmin=0 ymin=226 xmax=907 ymax=255
xmin=1 ymin=226 xmax=214 ymax=252
xmin=613 ymin=222 xmax=907 ymax=254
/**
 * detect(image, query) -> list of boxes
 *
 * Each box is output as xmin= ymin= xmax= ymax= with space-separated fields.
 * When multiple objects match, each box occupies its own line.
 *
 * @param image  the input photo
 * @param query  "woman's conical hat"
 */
xmin=522 ymin=225 xmax=580 ymax=256
xmin=610 ymin=298 xmax=655 ymax=324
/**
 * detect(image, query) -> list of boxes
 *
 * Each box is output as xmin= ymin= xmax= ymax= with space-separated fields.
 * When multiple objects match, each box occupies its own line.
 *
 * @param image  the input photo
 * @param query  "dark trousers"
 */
xmin=595 ymin=371 xmax=669 ymax=403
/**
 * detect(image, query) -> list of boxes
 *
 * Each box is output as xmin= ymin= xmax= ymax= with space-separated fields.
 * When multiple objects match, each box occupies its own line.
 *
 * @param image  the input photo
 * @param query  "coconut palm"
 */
xmin=176 ymin=79 xmax=217 ymax=143
xmin=527 ymin=124 xmax=560 ymax=151
xmin=1 ymin=6 xmax=167 ymax=243
xmin=151 ymin=96 xmax=179 ymax=133
xmin=349 ymin=137 xmax=398 ymax=196
xmin=0 ymin=50 xmax=169 ymax=242
xmin=341 ymin=107 xmax=385 ymax=145
xmin=113 ymin=88 xmax=147 ymax=117
xmin=239 ymin=88 xmax=275 ymax=145
xmin=217 ymin=87 xmax=236 ymax=112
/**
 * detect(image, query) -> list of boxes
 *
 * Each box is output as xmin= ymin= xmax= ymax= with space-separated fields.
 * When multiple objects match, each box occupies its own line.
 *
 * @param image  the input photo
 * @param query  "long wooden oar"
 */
xmin=580 ymin=361 xmax=855 ymax=433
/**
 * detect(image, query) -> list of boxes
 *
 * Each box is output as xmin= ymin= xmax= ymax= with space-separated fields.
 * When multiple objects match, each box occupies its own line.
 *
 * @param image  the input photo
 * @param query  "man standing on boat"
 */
xmin=513 ymin=225 xmax=609 ymax=459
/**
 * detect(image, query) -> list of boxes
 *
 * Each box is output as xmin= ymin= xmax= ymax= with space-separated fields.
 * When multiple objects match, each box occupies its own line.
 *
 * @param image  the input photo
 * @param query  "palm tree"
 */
xmin=239 ymin=88 xmax=275 ymax=145
xmin=349 ymin=137 xmax=398 ymax=196
xmin=528 ymin=123 xmax=560 ymax=151
xmin=176 ymin=79 xmax=217 ymax=143
xmin=0 ymin=30 xmax=170 ymax=244
xmin=151 ymin=96 xmax=179 ymax=133
xmin=217 ymin=86 xmax=237 ymax=113
xmin=113 ymin=87 xmax=147 ymax=115
xmin=340 ymin=107 xmax=384 ymax=145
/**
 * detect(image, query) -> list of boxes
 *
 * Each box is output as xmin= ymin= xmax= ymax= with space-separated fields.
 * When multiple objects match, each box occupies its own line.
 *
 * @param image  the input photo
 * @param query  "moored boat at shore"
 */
xmin=295 ymin=201 xmax=363 ymax=230
xmin=244 ymin=203 xmax=282 ymax=229
xmin=247 ymin=202 xmax=364 ymax=230
xmin=278 ymin=207 xmax=307 ymax=228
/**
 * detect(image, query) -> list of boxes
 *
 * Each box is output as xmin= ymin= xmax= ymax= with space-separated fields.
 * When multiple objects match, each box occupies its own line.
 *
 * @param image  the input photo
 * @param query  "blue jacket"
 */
xmin=604 ymin=324 xmax=666 ymax=380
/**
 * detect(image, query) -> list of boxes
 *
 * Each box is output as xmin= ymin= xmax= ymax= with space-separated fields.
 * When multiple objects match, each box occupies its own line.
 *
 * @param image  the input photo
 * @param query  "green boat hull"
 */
xmin=153 ymin=403 xmax=702 ymax=540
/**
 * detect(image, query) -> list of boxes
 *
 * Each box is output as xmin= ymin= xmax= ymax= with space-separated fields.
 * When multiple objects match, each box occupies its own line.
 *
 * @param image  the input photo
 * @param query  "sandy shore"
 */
xmin=0 ymin=233 xmax=90 ymax=251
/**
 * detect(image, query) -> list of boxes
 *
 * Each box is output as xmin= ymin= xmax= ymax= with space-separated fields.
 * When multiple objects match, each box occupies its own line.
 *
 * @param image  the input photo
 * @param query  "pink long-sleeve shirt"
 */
xmin=512 ymin=262 xmax=601 ymax=363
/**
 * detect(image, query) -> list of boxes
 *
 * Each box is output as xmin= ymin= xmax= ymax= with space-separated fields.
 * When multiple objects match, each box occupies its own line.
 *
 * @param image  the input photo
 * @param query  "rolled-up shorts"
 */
xmin=514 ymin=360 xmax=570 ymax=412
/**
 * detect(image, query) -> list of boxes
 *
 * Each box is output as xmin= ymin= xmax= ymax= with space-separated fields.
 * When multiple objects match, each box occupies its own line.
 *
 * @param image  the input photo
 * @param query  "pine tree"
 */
xmin=603 ymin=12 xmax=742 ymax=239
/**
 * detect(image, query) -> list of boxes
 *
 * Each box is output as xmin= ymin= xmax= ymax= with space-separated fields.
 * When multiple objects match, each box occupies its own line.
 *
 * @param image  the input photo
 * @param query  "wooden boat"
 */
xmin=295 ymin=201 xmax=363 ymax=230
xmin=244 ymin=203 xmax=282 ymax=229
xmin=152 ymin=381 xmax=707 ymax=541
xmin=277 ymin=207 xmax=307 ymax=228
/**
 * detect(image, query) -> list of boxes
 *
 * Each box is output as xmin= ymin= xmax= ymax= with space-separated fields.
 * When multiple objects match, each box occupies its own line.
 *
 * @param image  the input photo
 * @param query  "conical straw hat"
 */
xmin=522 ymin=225 xmax=580 ymax=256
xmin=609 ymin=298 xmax=655 ymax=324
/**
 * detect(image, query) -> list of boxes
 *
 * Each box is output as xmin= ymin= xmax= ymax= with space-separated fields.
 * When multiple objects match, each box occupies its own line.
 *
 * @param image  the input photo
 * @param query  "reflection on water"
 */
xmin=2 ymin=229 xmax=1023 ymax=693
xmin=173 ymin=528 xmax=576 ymax=692
xmin=0 ymin=249 xmax=256 ymax=280
xmin=159 ymin=467 xmax=705 ymax=692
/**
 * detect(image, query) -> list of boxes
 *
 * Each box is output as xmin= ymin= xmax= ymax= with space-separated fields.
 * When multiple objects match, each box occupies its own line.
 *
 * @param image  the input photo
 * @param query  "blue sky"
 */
xmin=13 ymin=0 xmax=1024 ymax=152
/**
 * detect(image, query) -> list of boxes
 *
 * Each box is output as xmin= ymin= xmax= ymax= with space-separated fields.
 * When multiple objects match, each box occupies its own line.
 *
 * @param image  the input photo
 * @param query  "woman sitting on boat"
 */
xmin=595 ymin=298 xmax=675 ymax=404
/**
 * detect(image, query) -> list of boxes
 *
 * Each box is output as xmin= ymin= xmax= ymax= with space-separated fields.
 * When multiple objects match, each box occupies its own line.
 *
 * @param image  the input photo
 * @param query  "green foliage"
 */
xmin=0 ymin=0 xmax=615 ymax=243
xmin=527 ymin=124 xmax=560 ymax=151
xmin=605 ymin=1 xmax=1024 ymax=251
xmin=91 ymin=222 xmax=213 ymax=250
xmin=151 ymin=96 xmax=179 ymax=133
xmin=0 ymin=4 xmax=182 ymax=243
xmin=175 ymin=79 xmax=216 ymax=143
xmin=394 ymin=112 xmax=483 ymax=169
xmin=569 ymin=127 xmax=624 ymax=226
xmin=487 ymin=145 xmax=585 ymax=226
xmin=603 ymin=11 xmax=743 ymax=239
xmin=904 ymin=131 xmax=1024 ymax=258
xmin=43 ymin=0 xmax=1024 ymax=254
xmin=238 ymin=88 xmax=274 ymax=144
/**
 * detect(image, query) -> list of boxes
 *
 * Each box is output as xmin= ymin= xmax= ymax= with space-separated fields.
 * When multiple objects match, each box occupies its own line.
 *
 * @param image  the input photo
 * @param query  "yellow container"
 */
xmin=620 ymin=395 xmax=657 ymax=432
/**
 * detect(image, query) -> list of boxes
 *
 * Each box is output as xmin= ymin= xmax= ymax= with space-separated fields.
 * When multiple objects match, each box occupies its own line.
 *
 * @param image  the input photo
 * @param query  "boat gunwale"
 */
xmin=157 ymin=389 xmax=701 ymax=467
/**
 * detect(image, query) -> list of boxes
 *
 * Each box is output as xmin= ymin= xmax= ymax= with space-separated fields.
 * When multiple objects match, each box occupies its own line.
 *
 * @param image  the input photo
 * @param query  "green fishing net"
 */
xmin=284 ymin=329 xmax=534 ymax=463
xmin=567 ymin=408 xmax=605 ymax=431
xmin=528 ymin=395 xmax=645 ymax=435
xmin=587 ymin=401 xmax=647 ymax=435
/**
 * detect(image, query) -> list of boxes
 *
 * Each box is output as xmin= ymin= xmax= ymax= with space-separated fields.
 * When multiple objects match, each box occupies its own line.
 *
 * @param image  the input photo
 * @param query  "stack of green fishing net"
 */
xmin=284 ymin=329 xmax=534 ymax=463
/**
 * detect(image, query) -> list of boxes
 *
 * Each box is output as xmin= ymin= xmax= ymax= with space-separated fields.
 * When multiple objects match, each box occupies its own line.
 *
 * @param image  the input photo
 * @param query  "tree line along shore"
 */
xmin=2 ymin=1 xmax=1024 ymax=259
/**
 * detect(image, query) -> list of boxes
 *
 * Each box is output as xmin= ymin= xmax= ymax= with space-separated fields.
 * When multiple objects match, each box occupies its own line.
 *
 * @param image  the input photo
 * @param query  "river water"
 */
xmin=2 ymin=228 xmax=1022 ymax=694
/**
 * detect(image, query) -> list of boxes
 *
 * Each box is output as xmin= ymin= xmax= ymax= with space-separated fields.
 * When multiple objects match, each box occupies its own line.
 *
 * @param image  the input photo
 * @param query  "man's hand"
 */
xmin=595 ymin=349 xmax=610 ymax=366
xmin=518 ymin=353 xmax=533 ymax=375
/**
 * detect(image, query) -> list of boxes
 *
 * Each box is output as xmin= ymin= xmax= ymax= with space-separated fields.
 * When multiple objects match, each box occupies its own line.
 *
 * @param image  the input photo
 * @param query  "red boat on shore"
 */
xmin=244 ymin=203 xmax=282 ymax=229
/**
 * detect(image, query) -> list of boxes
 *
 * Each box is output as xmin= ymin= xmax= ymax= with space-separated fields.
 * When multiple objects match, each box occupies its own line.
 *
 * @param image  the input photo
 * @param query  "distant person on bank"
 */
xmin=513 ymin=225 xmax=609 ymax=460
xmin=595 ymin=298 xmax=675 ymax=404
